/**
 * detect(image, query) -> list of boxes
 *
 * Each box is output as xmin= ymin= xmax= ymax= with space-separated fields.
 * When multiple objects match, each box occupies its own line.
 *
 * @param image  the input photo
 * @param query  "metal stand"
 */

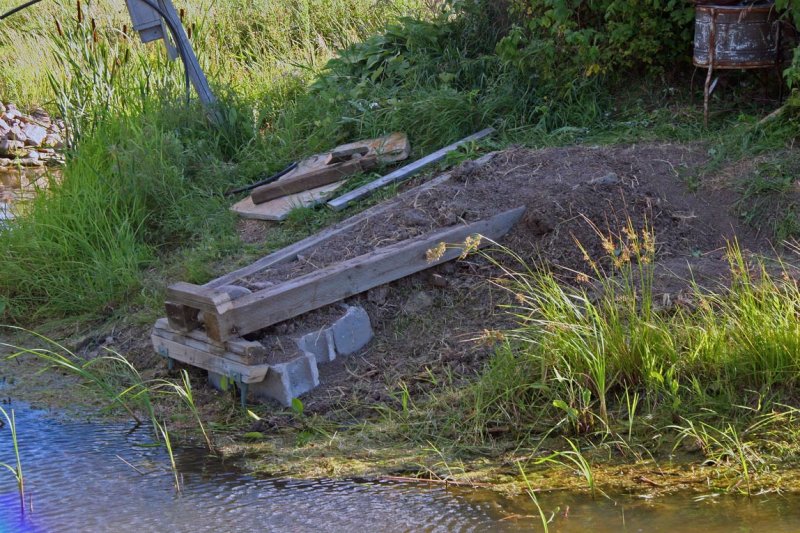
xmin=125 ymin=0 xmax=219 ymax=122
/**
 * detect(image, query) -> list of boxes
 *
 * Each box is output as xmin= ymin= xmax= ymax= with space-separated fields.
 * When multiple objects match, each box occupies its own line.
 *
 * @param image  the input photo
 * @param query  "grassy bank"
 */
xmin=2 ymin=0 xmax=799 ymax=321
xmin=2 ymin=0 xmax=800 ymax=498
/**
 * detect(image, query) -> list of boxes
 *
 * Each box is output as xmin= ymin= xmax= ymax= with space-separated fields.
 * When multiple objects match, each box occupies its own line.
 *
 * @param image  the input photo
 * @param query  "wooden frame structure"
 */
xmin=151 ymin=153 xmax=525 ymax=404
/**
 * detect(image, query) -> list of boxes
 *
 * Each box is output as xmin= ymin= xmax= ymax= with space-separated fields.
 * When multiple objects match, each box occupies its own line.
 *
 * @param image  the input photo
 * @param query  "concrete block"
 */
xmin=331 ymin=305 xmax=373 ymax=356
xmin=208 ymin=351 xmax=319 ymax=407
xmin=251 ymin=353 xmax=319 ymax=407
xmin=296 ymin=328 xmax=336 ymax=364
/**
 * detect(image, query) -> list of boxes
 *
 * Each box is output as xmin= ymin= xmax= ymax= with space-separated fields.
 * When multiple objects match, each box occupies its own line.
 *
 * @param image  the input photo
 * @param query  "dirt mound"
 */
xmin=240 ymin=142 xmax=757 ymax=289
xmin=234 ymin=142 xmax=771 ymax=414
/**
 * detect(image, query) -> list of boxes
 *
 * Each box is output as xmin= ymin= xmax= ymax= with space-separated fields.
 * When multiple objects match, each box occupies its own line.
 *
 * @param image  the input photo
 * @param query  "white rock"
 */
xmin=22 ymin=124 xmax=47 ymax=147
xmin=0 ymin=139 xmax=24 ymax=155
xmin=43 ymin=134 xmax=63 ymax=148
xmin=7 ymin=126 xmax=26 ymax=142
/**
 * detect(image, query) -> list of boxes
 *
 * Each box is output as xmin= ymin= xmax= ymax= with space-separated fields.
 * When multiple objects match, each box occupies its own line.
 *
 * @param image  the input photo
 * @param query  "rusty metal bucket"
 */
xmin=693 ymin=2 xmax=792 ymax=125
xmin=694 ymin=3 xmax=783 ymax=69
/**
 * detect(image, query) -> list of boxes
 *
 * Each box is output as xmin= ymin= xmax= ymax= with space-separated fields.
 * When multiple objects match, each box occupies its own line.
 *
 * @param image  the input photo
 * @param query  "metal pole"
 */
xmin=157 ymin=0 xmax=217 ymax=109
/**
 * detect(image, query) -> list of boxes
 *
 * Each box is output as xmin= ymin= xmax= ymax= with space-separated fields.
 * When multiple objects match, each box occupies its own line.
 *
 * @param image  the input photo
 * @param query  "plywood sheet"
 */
xmin=231 ymin=181 xmax=344 ymax=221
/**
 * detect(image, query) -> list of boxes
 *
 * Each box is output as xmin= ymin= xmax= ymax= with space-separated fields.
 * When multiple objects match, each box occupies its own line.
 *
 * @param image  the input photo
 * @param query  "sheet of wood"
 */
xmin=231 ymin=181 xmax=344 ymax=221
xmin=208 ymin=206 xmax=525 ymax=341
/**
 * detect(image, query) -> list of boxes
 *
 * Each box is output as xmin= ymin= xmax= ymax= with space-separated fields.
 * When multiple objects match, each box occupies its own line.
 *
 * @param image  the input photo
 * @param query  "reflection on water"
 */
xmin=0 ymin=403 xmax=799 ymax=532
xmin=0 ymin=167 xmax=53 ymax=224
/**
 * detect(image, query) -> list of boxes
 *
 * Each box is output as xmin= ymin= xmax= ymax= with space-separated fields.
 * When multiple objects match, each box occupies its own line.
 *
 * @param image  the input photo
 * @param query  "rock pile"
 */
xmin=0 ymin=103 xmax=65 ymax=168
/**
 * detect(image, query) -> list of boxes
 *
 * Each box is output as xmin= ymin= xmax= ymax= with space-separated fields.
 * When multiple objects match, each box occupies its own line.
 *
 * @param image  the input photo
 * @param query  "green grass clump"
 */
xmin=0 ymin=0 xmax=435 ymax=320
xmin=372 ymin=221 xmax=800 ymax=493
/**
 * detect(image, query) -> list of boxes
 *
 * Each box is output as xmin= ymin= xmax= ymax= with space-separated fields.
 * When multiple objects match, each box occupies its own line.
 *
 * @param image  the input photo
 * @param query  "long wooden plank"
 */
xmin=151 ymin=333 xmax=270 ymax=384
xmin=327 ymin=128 xmax=495 ymax=211
xmin=207 ymin=172 xmax=456 ymax=289
xmin=204 ymin=152 xmax=499 ymax=290
xmin=252 ymin=156 xmax=376 ymax=204
xmin=208 ymin=206 xmax=525 ymax=342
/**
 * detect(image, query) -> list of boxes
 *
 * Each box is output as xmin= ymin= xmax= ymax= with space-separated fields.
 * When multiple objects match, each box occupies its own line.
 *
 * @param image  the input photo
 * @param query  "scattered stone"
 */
xmin=19 ymin=158 xmax=43 ymax=167
xmin=588 ymin=172 xmax=620 ymax=187
xmin=7 ymin=125 xmax=26 ymax=143
xmin=428 ymin=273 xmax=448 ymax=288
xmin=252 ymin=353 xmax=319 ymax=407
xmin=0 ymin=139 xmax=24 ymax=156
xmin=22 ymin=123 xmax=47 ymax=147
xmin=0 ymin=158 xmax=10 ymax=167
xmin=3 ymin=104 xmax=19 ymax=121
xmin=0 ymin=102 xmax=65 ymax=164
xmin=31 ymin=108 xmax=51 ymax=127
xmin=367 ymin=286 xmax=389 ymax=305
xmin=330 ymin=305 xmax=373 ymax=356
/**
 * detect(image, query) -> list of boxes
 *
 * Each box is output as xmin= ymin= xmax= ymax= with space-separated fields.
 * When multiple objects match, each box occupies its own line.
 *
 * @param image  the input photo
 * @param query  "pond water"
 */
xmin=0 ymin=167 xmax=52 ymax=224
xmin=0 ymin=402 xmax=799 ymax=532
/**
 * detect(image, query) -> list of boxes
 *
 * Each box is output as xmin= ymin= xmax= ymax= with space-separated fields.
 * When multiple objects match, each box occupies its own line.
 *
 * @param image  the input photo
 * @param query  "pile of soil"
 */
xmin=239 ymin=142 xmax=759 ymax=289
xmin=232 ymin=142 xmax=771 ymax=413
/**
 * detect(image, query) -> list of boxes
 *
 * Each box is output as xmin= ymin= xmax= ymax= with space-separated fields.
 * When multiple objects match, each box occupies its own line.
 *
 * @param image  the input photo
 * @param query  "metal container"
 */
xmin=694 ymin=3 xmax=782 ymax=69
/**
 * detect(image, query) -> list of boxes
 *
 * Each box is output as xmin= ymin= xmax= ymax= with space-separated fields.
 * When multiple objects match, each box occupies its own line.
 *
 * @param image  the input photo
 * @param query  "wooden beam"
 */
xmin=151 ymin=332 xmax=269 ymax=384
xmin=204 ymin=151 xmax=497 ymax=290
xmin=206 ymin=169 xmax=460 ymax=289
xmin=206 ymin=206 xmax=525 ymax=342
xmin=153 ymin=318 xmax=266 ymax=363
xmin=252 ymin=156 xmax=377 ymax=204
xmin=327 ymin=128 xmax=495 ymax=211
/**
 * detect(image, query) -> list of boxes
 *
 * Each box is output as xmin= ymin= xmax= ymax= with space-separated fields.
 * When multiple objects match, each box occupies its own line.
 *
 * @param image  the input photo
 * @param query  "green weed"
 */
xmin=0 ymin=406 xmax=24 ymax=513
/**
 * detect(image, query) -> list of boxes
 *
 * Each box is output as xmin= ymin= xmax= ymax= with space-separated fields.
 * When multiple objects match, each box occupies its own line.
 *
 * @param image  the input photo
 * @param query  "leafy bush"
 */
xmin=495 ymin=0 xmax=695 ymax=79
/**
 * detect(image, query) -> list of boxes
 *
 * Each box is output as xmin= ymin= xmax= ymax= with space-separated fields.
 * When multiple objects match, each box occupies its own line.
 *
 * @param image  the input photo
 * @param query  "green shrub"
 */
xmin=495 ymin=0 xmax=695 ymax=79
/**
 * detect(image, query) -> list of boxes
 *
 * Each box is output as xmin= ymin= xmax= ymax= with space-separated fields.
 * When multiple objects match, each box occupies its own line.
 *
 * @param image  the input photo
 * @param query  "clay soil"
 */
xmin=229 ymin=142 xmax=777 ymax=416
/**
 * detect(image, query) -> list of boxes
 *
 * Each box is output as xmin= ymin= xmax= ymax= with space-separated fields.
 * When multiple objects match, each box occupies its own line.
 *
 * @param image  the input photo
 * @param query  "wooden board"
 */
xmin=252 ymin=156 xmax=375 ymax=204
xmin=151 ymin=333 xmax=270 ymax=384
xmin=328 ymin=128 xmax=494 ymax=211
xmin=206 ymin=206 xmax=525 ymax=342
xmin=153 ymin=318 xmax=266 ymax=363
xmin=237 ymin=133 xmax=411 ymax=206
xmin=231 ymin=181 xmax=344 ymax=221
xmin=335 ymin=132 xmax=411 ymax=163
xmin=205 ymin=151 xmax=499 ymax=289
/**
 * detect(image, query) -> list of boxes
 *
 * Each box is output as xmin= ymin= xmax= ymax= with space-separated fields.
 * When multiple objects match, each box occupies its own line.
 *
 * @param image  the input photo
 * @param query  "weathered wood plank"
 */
xmin=231 ymin=181 xmax=345 ymax=221
xmin=207 ymin=206 xmax=525 ymax=342
xmin=151 ymin=333 xmax=269 ymax=384
xmin=327 ymin=128 xmax=495 ymax=211
xmin=205 ymin=168 xmax=460 ymax=289
xmin=252 ymin=156 xmax=376 ymax=204
xmin=154 ymin=318 xmax=266 ymax=362
xmin=199 ymin=151 xmax=497 ymax=292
